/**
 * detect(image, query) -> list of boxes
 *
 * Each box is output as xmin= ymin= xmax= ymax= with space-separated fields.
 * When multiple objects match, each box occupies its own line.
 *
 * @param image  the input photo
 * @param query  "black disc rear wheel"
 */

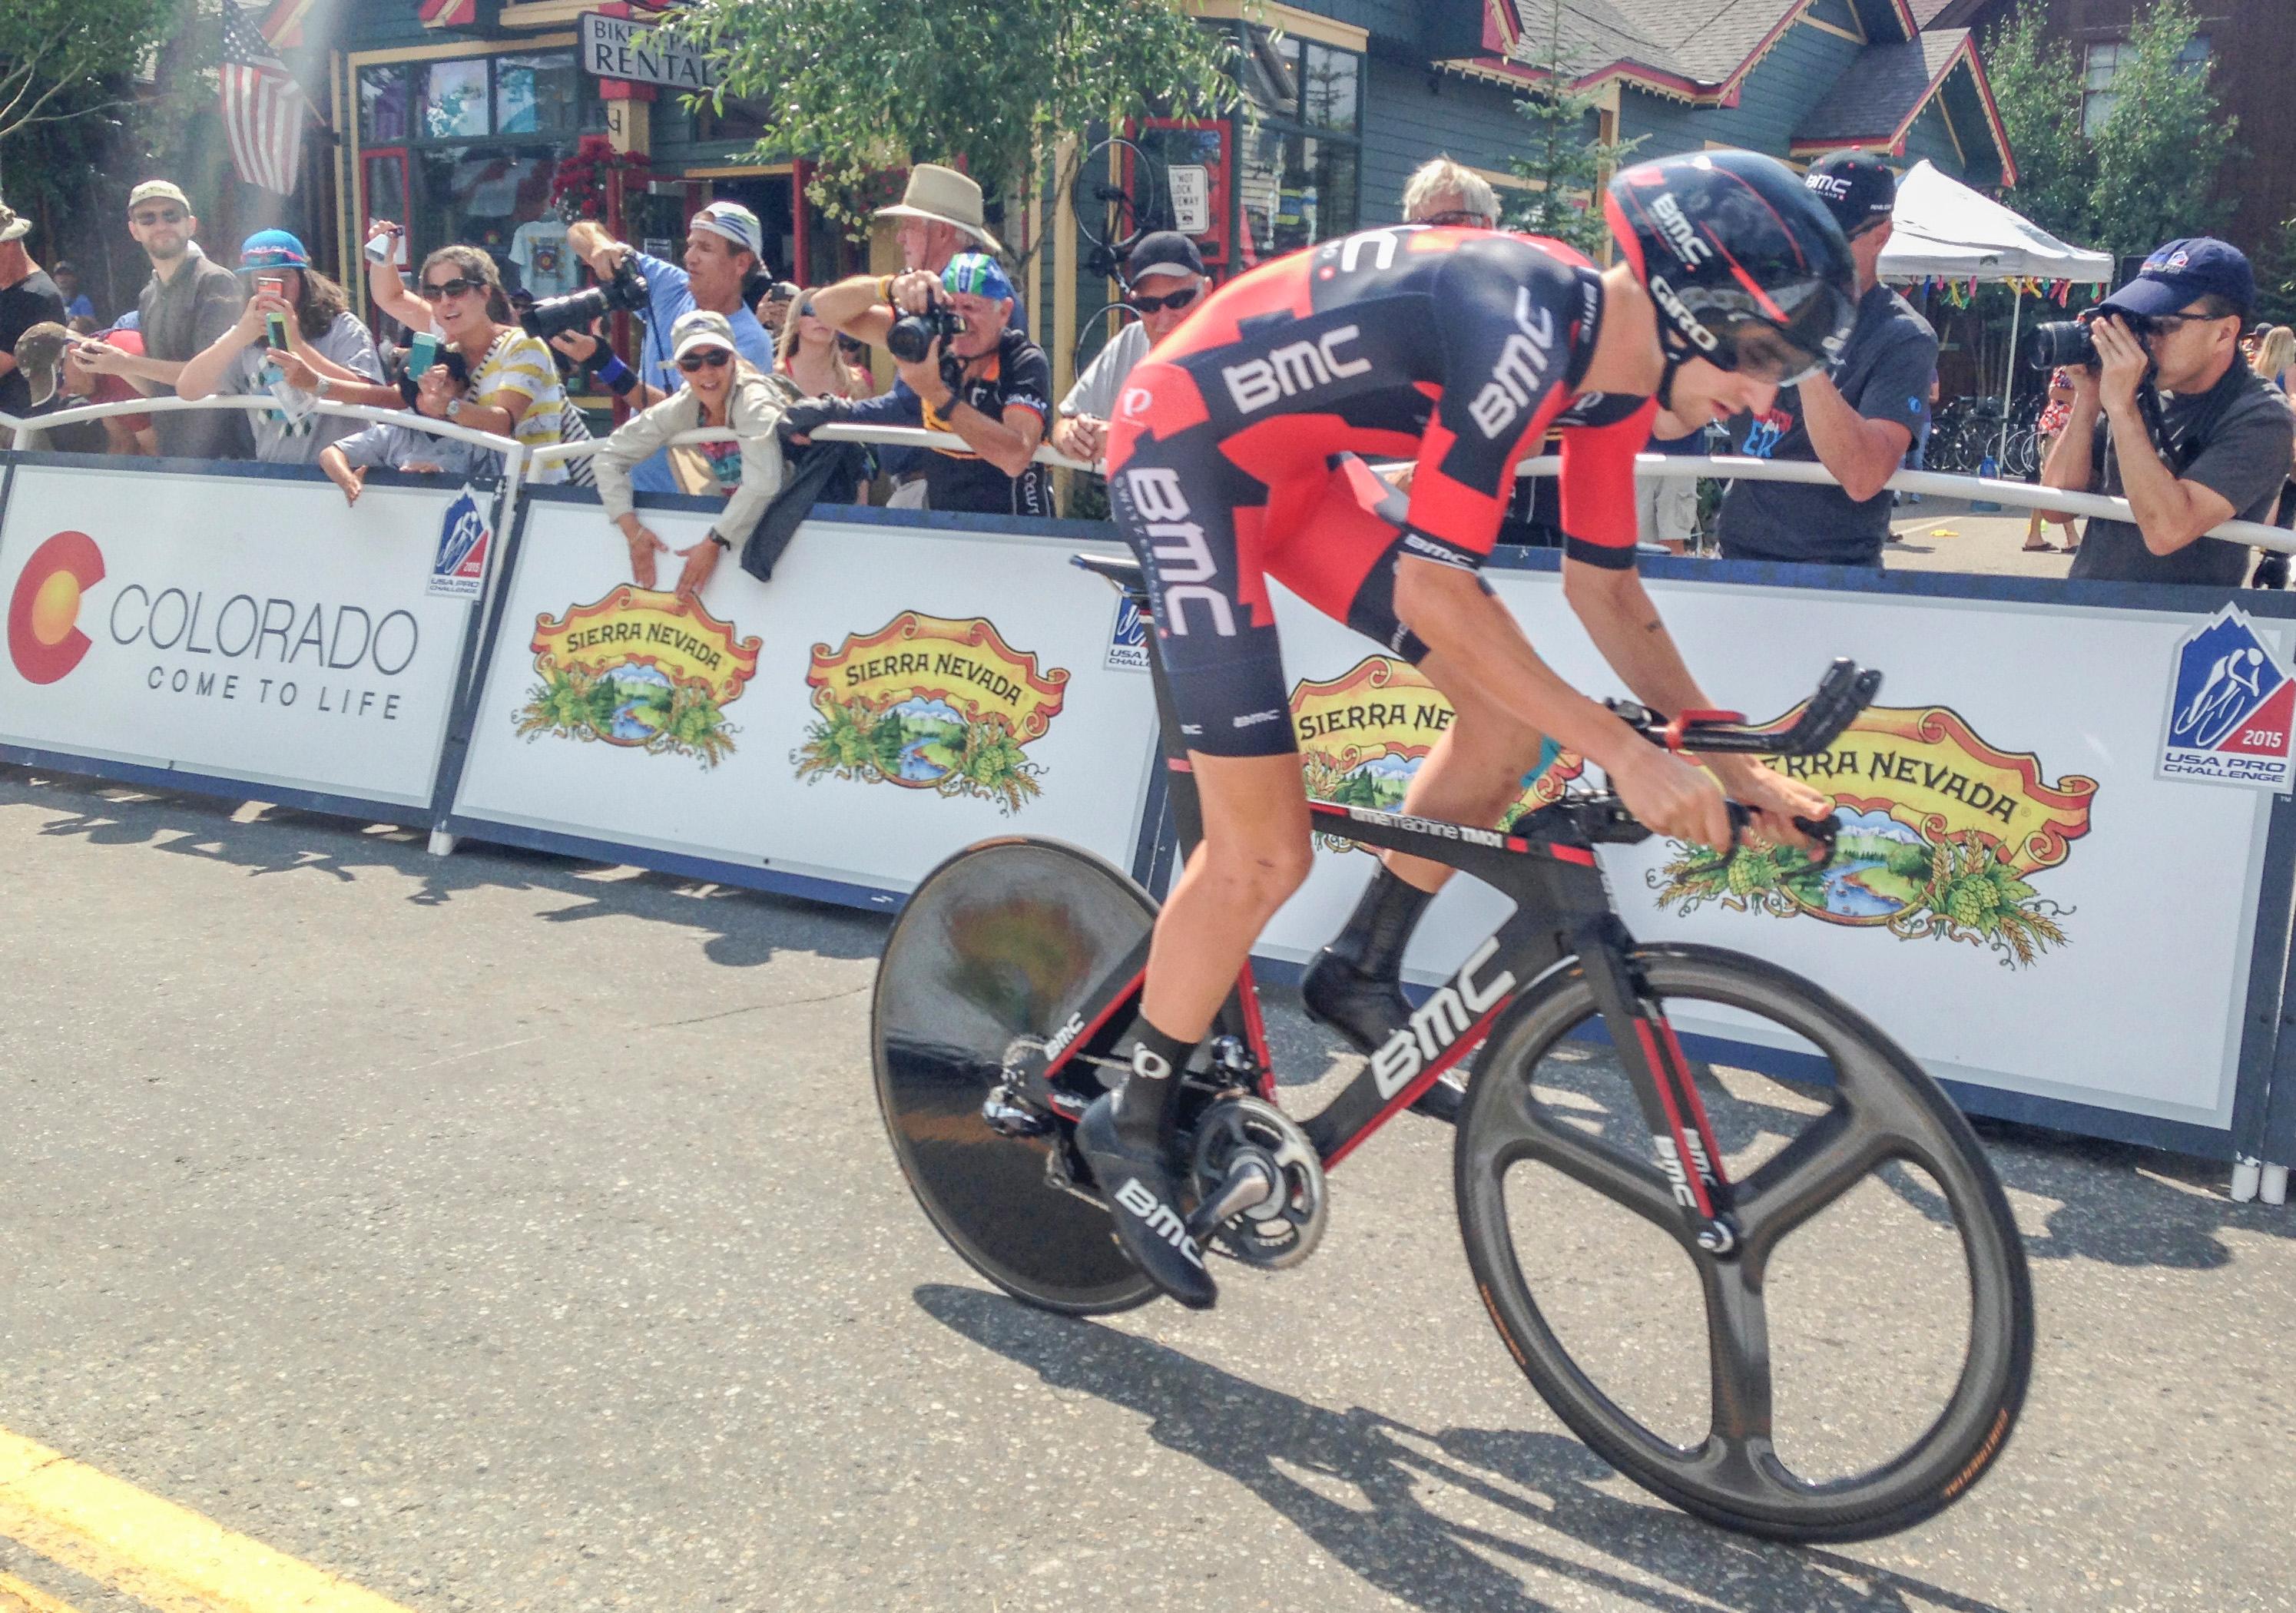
xmin=1456 ymin=944 xmax=2033 ymax=1542
xmin=873 ymin=837 xmax=1158 ymax=1315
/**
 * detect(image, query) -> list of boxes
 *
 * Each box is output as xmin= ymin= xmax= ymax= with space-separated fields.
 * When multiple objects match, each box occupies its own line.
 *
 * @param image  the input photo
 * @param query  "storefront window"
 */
xmin=495 ymin=52 xmax=582 ymax=137
xmin=1301 ymin=45 xmax=1358 ymax=134
xmin=359 ymin=65 xmax=411 ymax=144
xmin=422 ymin=59 xmax=492 ymax=140
xmin=1231 ymin=25 xmax=1362 ymax=264
xmin=416 ymin=146 xmax=562 ymax=267
xmin=1242 ymin=27 xmax=1301 ymax=121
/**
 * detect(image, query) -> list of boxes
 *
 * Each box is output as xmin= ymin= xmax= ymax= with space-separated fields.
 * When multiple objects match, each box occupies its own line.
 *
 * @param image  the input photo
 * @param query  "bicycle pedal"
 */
xmin=1184 ymin=1155 xmax=1277 ymax=1244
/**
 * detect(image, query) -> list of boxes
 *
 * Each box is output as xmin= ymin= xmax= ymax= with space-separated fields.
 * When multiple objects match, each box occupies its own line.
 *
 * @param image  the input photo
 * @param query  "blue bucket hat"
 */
xmin=239 ymin=229 xmax=311 ymax=270
xmin=2099 ymin=237 xmax=2255 ymax=320
xmin=941 ymin=250 xmax=1015 ymax=304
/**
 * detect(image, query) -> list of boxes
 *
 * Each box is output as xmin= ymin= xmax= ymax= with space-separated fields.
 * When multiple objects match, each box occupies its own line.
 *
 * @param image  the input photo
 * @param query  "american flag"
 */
xmin=220 ymin=2 xmax=307 ymax=195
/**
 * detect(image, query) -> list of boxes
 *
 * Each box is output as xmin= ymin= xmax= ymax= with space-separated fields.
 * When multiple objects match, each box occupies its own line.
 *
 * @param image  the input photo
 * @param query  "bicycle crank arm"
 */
xmin=1184 ymin=1154 xmax=1277 ymax=1244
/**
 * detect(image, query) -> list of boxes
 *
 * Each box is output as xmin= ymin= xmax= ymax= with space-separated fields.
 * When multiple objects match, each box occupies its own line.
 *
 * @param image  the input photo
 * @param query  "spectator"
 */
xmin=2023 ymin=367 xmax=2079 ymax=553
xmin=2046 ymin=239 xmax=2294 ymax=587
xmin=62 ymin=328 xmax=156 ymax=455
xmin=776 ymin=290 xmax=875 ymax=399
xmin=2256 ymin=325 xmax=2295 ymax=395
xmin=10 ymin=323 xmax=107 ymax=453
xmin=51 ymin=260 xmax=94 ymax=323
xmin=92 ymin=181 xmax=252 ymax=459
xmin=1400 ymin=157 xmax=1500 ymax=228
xmin=0 ymin=197 xmax=68 ymax=425
xmin=174 ymin=230 xmax=380 ymax=465
xmin=594 ymin=310 xmax=788 ymax=600
xmin=1637 ymin=426 xmax=1706 ymax=555
xmin=559 ymin=202 xmax=774 ymax=496
xmin=806 ymin=251 xmax=1051 ymax=516
xmin=1716 ymin=151 xmax=1936 ymax=567
xmin=358 ymin=240 xmax=567 ymax=472
xmin=757 ymin=280 xmax=799 ymax=338
xmin=1049 ymin=231 xmax=1204 ymax=465
xmin=318 ymin=406 xmax=489 ymax=507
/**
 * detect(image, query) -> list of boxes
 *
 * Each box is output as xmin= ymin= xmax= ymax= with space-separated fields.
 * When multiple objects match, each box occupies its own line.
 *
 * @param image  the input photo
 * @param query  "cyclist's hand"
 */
xmin=1612 ymin=747 xmax=1733 ymax=853
xmin=1721 ymin=761 xmax=1834 ymax=850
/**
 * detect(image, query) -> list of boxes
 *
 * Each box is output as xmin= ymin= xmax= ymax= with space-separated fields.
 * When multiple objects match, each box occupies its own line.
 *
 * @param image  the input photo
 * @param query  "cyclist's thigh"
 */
xmin=1107 ymin=436 xmax=1297 ymax=759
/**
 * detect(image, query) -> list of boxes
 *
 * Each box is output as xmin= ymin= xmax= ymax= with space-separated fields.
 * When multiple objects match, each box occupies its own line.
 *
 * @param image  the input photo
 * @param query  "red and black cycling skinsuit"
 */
xmin=1104 ymin=224 xmax=1654 ymax=757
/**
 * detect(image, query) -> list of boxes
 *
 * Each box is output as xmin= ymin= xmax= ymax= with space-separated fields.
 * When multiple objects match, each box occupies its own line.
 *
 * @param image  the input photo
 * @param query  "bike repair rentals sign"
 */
xmin=2158 ymin=604 xmax=2296 ymax=792
xmin=578 ymin=11 xmax=719 ymax=91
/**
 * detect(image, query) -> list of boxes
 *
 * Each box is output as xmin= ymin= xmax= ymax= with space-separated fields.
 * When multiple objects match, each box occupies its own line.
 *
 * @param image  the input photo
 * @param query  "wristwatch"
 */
xmin=708 ymin=532 xmax=731 ymax=551
xmin=313 ymin=375 xmax=334 ymax=401
xmin=446 ymin=396 xmax=465 ymax=421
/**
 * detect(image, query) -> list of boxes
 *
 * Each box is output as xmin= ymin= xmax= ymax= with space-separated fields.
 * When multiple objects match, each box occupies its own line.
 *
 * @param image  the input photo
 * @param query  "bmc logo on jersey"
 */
xmin=1221 ymin=324 xmax=1370 ymax=415
xmin=2158 ymin=604 xmax=2296 ymax=792
xmin=1468 ymin=289 xmax=1559 ymax=439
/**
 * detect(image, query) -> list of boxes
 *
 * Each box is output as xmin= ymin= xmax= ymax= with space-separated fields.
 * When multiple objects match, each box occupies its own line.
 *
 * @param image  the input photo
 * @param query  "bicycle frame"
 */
xmin=1032 ymin=561 xmax=1748 ymax=1257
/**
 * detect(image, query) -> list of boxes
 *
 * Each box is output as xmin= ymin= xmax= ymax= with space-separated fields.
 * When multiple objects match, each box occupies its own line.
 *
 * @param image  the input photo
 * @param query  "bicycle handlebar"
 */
xmin=1605 ymin=658 xmax=1883 ymax=757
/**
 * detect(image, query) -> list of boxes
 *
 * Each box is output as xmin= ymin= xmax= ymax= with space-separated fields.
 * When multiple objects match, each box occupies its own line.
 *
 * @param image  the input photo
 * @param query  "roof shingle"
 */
xmin=1791 ymin=29 xmax=1969 ymax=144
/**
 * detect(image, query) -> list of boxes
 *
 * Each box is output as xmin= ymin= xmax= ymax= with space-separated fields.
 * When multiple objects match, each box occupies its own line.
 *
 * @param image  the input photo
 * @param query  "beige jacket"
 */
xmin=591 ymin=366 xmax=790 ymax=543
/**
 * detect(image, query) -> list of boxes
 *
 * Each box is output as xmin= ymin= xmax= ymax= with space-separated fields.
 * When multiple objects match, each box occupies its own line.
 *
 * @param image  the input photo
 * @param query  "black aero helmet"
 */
xmin=1605 ymin=151 xmax=1857 ymax=386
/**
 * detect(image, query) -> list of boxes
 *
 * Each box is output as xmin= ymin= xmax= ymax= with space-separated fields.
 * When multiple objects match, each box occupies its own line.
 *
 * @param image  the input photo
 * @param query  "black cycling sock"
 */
xmin=1112 ymin=1018 xmax=1194 ymax=1154
xmin=1327 ymin=866 xmax=1437 ymax=983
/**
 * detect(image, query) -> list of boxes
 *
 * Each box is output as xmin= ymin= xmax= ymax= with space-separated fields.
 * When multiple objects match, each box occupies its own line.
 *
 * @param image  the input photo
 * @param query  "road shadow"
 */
xmin=916 ymin=1283 xmax=2010 ymax=1613
xmin=0 ymin=763 xmax=884 ymax=969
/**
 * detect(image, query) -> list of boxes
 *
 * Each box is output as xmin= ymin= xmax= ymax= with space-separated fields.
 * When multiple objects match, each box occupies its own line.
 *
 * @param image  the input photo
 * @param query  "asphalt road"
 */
xmin=2 ymin=762 xmax=2292 ymax=1613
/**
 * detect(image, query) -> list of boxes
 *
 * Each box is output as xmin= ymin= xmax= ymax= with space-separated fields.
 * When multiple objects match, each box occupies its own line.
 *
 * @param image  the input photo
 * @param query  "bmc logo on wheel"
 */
xmin=2158 ymin=604 xmax=2296 ymax=793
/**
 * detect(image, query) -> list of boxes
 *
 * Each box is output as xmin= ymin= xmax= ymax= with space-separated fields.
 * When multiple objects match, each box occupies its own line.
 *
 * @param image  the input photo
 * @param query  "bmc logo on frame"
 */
xmin=7 ymin=531 xmax=106 ymax=685
xmin=2158 ymin=604 xmax=2296 ymax=793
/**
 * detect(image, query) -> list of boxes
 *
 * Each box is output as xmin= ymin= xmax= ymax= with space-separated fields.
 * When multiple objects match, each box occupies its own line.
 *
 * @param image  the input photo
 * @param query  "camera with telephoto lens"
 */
xmin=521 ymin=253 xmax=650 ymax=342
xmin=886 ymin=292 xmax=966 ymax=364
xmin=2024 ymin=310 xmax=2160 ymax=370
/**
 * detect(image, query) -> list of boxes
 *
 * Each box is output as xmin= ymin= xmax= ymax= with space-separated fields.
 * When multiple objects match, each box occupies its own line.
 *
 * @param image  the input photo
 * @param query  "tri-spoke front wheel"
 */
xmin=1455 ymin=945 xmax=2033 ymax=1542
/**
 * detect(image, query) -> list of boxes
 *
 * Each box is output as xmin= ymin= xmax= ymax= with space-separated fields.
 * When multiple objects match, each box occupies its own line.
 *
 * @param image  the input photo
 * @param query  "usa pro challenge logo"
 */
xmin=7 ymin=532 xmax=104 ymax=684
xmin=2158 ymin=605 xmax=2296 ymax=792
xmin=427 ymin=488 xmax=491 ymax=600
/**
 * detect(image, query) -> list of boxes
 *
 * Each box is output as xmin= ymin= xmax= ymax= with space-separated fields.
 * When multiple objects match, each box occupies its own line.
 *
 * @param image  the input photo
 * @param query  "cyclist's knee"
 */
xmin=1195 ymin=830 xmax=1314 ymax=916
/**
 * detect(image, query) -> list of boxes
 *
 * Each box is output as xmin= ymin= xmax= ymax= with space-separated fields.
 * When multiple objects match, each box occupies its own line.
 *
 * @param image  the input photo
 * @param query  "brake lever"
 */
xmin=1720 ymin=803 xmax=1839 ymax=871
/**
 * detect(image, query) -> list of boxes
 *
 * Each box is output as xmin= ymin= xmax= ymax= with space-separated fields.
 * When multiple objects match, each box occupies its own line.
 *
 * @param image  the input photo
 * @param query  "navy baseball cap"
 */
xmin=2100 ymin=237 xmax=2255 ymax=320
xmin=1803 ymin=151 xmax=1896 ymax=236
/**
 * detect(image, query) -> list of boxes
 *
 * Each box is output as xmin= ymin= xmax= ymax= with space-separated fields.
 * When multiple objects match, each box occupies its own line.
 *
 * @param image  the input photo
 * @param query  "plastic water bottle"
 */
xmin=1972 ymin=453 xmax=2001 ymax=513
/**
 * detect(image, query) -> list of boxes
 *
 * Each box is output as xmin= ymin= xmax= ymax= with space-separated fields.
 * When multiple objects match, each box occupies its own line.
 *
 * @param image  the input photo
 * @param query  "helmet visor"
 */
xmin=1727 ymin=322 xmax=1832 ymax=386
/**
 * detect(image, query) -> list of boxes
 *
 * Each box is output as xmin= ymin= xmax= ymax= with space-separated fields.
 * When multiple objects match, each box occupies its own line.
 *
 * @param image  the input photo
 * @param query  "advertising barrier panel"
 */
xmin=442 ymin=492 xmax=1161 ymax=904
xmin=0 ymin=460 xmax=483 ymax=813
xmin=1245 ymin=562 xmax=2289 ymax=1146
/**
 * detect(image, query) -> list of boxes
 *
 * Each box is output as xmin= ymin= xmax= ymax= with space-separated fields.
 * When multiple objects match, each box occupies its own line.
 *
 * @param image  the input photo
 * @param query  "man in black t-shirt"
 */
xmin=1717 ymin=151 xmax=1937 ymax=566
xmin=807 ymin=252 xmax=1052 ymax=516
xmin=0 ymin=199 xmax=68 ymax=426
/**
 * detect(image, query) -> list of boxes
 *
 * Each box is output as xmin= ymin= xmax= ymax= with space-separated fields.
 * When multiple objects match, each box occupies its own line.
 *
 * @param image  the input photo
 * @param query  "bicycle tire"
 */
xmin=1074 ymin=300 xmax=1142 ymax=381
xmin=1455 ymin=943 xmax=2032 ymax=1542
xmin=873 ymin=837 xmax=1158 ymax=1316
xmin=1069 ymin=137 xmax=1153 ymax=255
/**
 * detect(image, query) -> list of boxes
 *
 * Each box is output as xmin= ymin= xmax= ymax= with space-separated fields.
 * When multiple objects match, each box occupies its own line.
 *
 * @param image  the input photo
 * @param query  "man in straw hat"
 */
xmin=0 ymin=197 xmax=68 ymax=423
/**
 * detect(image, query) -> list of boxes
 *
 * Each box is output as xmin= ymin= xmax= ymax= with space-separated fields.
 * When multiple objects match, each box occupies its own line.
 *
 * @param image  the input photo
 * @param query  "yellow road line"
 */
xmin=0 ymin=1428 xmax=414 ymax=1613
xmin=0 ymin=1570 xmax=88 ymax=1613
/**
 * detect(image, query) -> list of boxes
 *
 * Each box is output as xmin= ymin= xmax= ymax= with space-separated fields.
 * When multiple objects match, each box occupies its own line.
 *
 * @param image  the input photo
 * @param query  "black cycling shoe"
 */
xmin=1301 ymin=949 xmax=1465 ymax=1123
xmin=1075 ymin=1093 xmax=1218 ymax=1310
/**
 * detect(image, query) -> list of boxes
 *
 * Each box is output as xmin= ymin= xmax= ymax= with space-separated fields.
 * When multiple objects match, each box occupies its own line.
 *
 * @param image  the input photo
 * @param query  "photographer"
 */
xmin=803 ymin=253 xmax=1050 ymax=517
xmin=2040 ymin=239 xmax=2294 ymax=586
xmin=558 ymin=204 xmax=774 ymax=496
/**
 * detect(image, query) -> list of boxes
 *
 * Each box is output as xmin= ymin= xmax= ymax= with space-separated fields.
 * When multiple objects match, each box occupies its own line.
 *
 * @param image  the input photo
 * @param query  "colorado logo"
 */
xmin=7 ymin=531 xmax=104 ymax=685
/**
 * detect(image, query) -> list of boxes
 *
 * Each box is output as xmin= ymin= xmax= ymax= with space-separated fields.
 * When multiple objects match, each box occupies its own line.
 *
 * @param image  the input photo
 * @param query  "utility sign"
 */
xmin=578 ymin=12 xmax=719 ymax=92
xmin=1168 ymin=165 xmax=1211 ymax=235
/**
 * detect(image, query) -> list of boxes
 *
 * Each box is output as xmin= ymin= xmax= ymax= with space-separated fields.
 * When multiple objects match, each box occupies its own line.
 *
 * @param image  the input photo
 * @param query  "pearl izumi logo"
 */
xmin=7 ymin=531 xmax=104 ymax=684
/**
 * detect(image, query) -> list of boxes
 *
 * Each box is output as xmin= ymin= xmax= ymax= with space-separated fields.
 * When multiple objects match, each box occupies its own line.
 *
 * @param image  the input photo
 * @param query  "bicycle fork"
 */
xmin=1577 ymin=916 xmax=1741 ymax=1257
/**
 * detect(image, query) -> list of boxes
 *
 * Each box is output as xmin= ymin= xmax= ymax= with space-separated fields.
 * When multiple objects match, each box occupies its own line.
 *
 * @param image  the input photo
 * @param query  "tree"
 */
xmin=1984 ymin=0 xmax=2233 ymax=261
xmin=0 ymin=0 xmax=186 ymax=164
xmin=668 ymin=0 xmax=1241 ymax=242
xmin=1503 ymin=2 xmax=1642 ymax=257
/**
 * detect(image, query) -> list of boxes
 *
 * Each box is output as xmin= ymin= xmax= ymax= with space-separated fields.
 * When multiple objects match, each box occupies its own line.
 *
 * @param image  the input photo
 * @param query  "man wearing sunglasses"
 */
xmin=1711 ymin=151 xmax=1936 ymax=568
xmin=1050 ymin=232 xmax=1205 ymax=466
xmin=104 ymin=181 xmax=253 ymax=461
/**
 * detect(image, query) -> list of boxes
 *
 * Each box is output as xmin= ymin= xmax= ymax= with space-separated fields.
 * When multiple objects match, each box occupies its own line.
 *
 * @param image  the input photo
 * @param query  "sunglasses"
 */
xmin=677 ymin=349 xmax=733 ymax=372
xmin=133 ymin=209 xmax=186 ymax=227
xmin=418 ymin=277 xmax=483 ymax=300
xmin=1418 ymin=210 xmax=1492 ymax=228
xmin=1127 ymin=285 xmax=1201 ymax=315
xmin=797 ymin=301 xmax=815 ymax=318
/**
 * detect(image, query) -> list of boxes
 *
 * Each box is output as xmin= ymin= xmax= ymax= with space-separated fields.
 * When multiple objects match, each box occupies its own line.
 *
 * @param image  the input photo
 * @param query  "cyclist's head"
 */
xmin=1605 ymin=151 xmax=1857 ymax=407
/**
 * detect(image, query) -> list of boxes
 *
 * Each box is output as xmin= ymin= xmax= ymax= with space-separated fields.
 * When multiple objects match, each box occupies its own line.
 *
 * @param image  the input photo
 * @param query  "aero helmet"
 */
xmin=1605 ymin=151 xmax=1857 ymax=388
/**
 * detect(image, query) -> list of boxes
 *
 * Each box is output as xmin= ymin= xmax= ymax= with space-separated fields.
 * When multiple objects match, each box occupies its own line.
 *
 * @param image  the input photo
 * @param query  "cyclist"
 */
xmin=1087 ymin=151 xmax=1851 ymax=1309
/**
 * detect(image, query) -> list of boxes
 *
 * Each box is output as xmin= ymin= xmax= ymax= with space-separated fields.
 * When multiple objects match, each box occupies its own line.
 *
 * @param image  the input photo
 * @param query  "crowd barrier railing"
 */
xmin=5 ymin=397 xmax=2296 ymax=1197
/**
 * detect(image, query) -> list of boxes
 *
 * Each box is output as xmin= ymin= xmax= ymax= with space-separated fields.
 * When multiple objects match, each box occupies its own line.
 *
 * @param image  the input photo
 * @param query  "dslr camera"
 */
xmin=886 ymin=290 xmax=966 ymax=364
xmin=2023 ymin=310 xmax=2159 ymax=370
xmin=521 ymin=253 xmax=651 ymax=342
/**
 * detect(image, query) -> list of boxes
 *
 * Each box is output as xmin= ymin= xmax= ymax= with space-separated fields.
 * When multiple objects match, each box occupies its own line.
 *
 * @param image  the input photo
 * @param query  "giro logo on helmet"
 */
xmin=1647 ymin=276 xmax=1720 ymax=352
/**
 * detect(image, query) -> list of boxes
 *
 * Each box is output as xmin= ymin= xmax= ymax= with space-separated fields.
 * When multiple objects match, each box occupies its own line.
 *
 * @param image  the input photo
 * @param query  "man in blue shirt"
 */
xmin=565 ymin=200 xmax=776 ymax=495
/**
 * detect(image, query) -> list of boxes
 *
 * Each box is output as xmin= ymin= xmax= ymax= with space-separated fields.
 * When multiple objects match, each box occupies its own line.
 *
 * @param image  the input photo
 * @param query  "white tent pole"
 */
xmin=1998 ymin=284 xmax=2022 ymax=464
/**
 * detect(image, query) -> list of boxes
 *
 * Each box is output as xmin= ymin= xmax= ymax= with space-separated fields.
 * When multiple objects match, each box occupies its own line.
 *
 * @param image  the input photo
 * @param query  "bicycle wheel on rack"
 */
xmin=873 ymin=837 xmax=1158 ymax=1316
xmin=1455 ymin=943 xmax=2032 ymax=1543
xmin=1074 ymin=300 xmax=1142 ymax=380
xmin=1069 ymin=137 xmax=1159 ymax=268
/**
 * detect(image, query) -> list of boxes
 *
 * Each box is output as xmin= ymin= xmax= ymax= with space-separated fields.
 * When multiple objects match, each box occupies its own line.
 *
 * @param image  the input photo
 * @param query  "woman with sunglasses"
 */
xmin=174 ymin=230 xmax=380 ymax=464
xmin=305 ymin=230 xmax=566 ymax=478
xmin=775 ymin=290 xmax=876 ymax=401
xmin=1048 ymin=231 xmax=1205 ymax=466
xmin=592 ymin=310 xmax=788 ymax=602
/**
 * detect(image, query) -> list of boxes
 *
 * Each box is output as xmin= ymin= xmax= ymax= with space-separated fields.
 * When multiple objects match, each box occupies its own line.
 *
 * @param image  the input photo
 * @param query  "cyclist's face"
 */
xmin=1671 ymin=356 xmax=1778 ymax=425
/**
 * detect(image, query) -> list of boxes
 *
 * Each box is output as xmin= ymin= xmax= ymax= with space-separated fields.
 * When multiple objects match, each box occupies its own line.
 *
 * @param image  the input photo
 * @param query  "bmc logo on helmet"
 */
xmin=1648 ymin=194 xmax=1715 ymax=269
xmin=1647 ymin=275 xmax=1720 ymax=353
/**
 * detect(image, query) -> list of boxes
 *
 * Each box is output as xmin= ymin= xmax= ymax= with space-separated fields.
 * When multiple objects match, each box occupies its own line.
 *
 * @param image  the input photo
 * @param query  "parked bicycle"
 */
xmin=872 ymin=554 xmax=2034 ymax=1543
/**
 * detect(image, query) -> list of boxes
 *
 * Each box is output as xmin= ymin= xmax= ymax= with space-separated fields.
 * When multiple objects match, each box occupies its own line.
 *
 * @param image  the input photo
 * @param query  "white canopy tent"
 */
xmin=1877 ymin=160 xmax=2113 ymax=460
